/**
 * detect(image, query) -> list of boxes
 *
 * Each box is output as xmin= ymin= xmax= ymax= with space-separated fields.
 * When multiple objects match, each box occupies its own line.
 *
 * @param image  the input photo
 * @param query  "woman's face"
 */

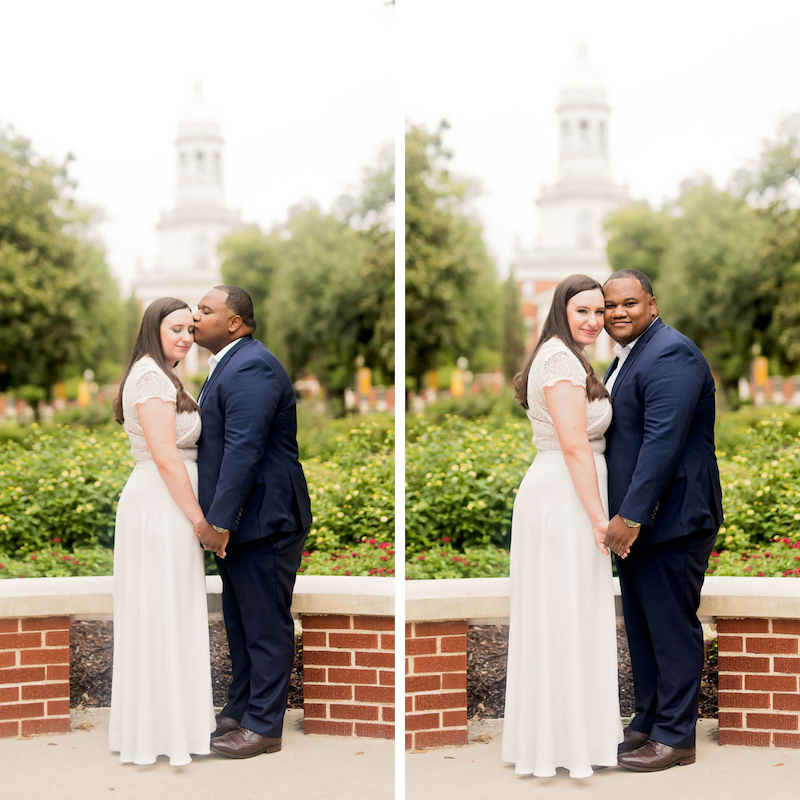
xmin=160 ymin=308 xmax=194 ymax=363
xmin=566 ymin=289 xmax=605 ymax=349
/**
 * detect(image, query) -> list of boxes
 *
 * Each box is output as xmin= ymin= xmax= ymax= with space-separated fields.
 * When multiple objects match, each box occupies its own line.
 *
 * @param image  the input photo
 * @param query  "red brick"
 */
xmin=719 ymin=729 xmax=770 ymax=746
xmin=19 ymin=717 xmax=71 ymax=736
xmin=47 ymin=700 xmax=70 ymax=715
xmin=406 ymin=675 xmax=440 ymax=693
xmin=382 ymin=706 xmax=394 ymax=722
xmin=46 ymin=665 xmax=69 ymax=681
xmin=20 ymin=648 xmax=69 ymax=666
xmin=746 ymin=713 xmax=799 ymax=730
xmin=774 ymin=732 xmax=800 ymax=749
xmin=0 ymin=686 xmax=19 ymax=703
xmin=718 ymin=674 xmax=742 ymax=690
xmin=354 ymin=685 xmax=394 ymax=704
xmin=774 ymin=694 xmax=800 ymax=711
xmin=747 ymin=637 xmax=798 ymax=655
xmin=442 ymin=673 xmax=467 ymax=690
xmin=405 ymin=696 xmax=412 ymax=713
xmin=355 ymin=651 xmax=394 ymax=669
xmin=20 ymin=617 xmax=69 ymax=632
xmin=717 ymin=636 xmax=743 ymax=653
xmin=328 ymin=668 xmax=377 ymax=685
xmin=352 ymin=617 xmax=394 ymax=631
xmin=719 ymin=712 xmax=743 ymax=729
xmin=405 ymin=623 xmax=412 ymax=638
xmin=415 ymin=692 xmax=467 ymax=712
xmin=718 ymin=618 xmax=769 ymax=634
xmin=304 ymin=719 xmax=353 ymax=736
xmin=0 ymin=652 xmax=15 ymax=668
xmin=442 ymin=710 xmax=468 ymax=727
xmin=329 ymin=633 xmax=379 ymax=650
xmin=0 ymin=633 xmax=42 ymax=649
xmin=303 ymin=667 xmax=327 ymax=683
xmin=0 ymin=620 xmax=19 ymax=634
xmin=301 ymin=615 xmax=352 ymax=630
xmin=21 ymin=683 xmax=70 ymax=701
xmin=302 ymin=631 xmax=327 ymax=648
xmin=0 ymin=667 xmax=46 ymax=685
xmin=415 ymin=729 xmax=469 ymax=748
xmin=406 ymin=732 xmax=413 ymax=750
xmin=379 ymin=670 xmax=394 ymax=686
xmin=303 ymin=684 xmax=352 ymax=701
xmin=44 ymin=630 xmax=69 ymax=647
xmin=745 ymin=675 xmax=798 ymax=692
xmin=405 ymin=712 xmax=440 ymax=731
xmin=380 ymin=634 xmax=395 ymax=651
xmin=414 ymin=621 xmax=468 ymax=638
xmin=330 ymin=704 xmax=379 ymax=721
xmin=441 ymin=636 xmax=467 ymax=654
xmin=302 ymin=650 xmax=351 ymax=667
xmin=355 ymin=722 xmax=393 ymax=739
xmin=304 ymin=703 xmax=329 ymax=719
xmin=775 ymin=658 xmax=800 ymax=674
xmin=718 ymin=656 xmax=770 ymax=674
xmin=406 ymin=638 xmax=437 ymax=656
xmin=0 ymin=702 xmax=45 ymax=721
xmin=773 ymin=620 xmax=800 ymax=636
xmin=0 ymin=720 xmax=19 ymax=739
xmin=718 ymin=692 xmax=769 ymax=709
xmin=412 ymin=655 xmax=467 ymax=674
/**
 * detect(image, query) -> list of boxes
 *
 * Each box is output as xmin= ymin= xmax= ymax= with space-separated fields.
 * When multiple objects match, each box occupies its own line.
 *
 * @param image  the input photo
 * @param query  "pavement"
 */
xmin=0 ymin=709 xmax=394 ymax=800
xmin=406 ymin=718 xmax=800 ymax=800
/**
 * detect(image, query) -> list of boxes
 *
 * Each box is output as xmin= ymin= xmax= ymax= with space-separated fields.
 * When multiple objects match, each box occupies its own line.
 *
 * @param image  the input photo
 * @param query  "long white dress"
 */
xmin=501 ymin=338 xmax=622 ymax=778
xmin=108 ymin=356 xmax=215 ymax=766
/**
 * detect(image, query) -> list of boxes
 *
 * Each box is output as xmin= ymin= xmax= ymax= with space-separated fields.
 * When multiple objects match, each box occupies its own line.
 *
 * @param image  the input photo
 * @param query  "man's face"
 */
xmin=603 ymin=277 xmax=658 ymax=346
xmin=192 ymin=288 xmax=235 ymax=354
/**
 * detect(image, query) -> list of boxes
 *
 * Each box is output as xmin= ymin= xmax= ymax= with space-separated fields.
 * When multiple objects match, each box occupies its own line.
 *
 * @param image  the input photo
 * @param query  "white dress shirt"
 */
xmin=198 ymin=338 xmax=245 ymax=402
xmin=604 ymin=317 xmax=659 ymax=393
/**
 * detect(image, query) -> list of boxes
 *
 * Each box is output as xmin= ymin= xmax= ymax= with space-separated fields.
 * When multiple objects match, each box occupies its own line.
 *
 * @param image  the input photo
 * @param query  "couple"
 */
xmin=502 ymin=270 xmax=723 ymax=778
xmin=108 ymin=285 xmax=312 ymax=765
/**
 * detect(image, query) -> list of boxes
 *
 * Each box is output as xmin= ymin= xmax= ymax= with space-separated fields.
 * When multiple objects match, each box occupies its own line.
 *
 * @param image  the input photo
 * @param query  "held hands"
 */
xmin=604 ymin=514 xmax=638 ymax=558
xmin=194 ymin=517 xmax=229 ymax=559
xmin=592 ymin=519 xmax=610 ymax=555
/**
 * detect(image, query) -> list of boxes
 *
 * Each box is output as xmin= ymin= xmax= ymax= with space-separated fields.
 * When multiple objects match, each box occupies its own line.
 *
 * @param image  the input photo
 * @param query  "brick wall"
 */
xmin=301 ymin=614 xmax=394 ymax=739
xmin=405 ymin=620 xmax=468 ymax=750
xmin=717 ymin=617 xmax=800 ymax=748
xmin=0 ymin=616 xmax=70 ymax=739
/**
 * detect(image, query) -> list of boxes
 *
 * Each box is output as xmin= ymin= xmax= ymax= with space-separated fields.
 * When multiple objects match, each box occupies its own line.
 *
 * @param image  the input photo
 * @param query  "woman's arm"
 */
xmin=137 ymin=397 xmax=205 ymax=530
xmin=544 ymin=380 xmax=610 ymax=555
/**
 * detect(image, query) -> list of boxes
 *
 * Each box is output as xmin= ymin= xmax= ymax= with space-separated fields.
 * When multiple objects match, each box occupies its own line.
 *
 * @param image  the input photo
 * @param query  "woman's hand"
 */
xmin=593 ymin=519 xmax=610 ymax=555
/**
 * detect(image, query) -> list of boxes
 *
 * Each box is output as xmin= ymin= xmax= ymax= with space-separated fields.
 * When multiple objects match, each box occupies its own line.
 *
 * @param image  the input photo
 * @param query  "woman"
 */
xmin=501 ymin=274 xmax=623 ymax=778
xmin=108 ymin=297 xmax=215 ymax=765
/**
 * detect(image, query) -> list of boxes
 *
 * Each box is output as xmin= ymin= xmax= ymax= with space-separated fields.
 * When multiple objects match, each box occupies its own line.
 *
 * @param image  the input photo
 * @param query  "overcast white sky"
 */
xmin=0 ymin=0 xmax=394 ymax=292
xmin=404 ymin=0 xmax=800 ymax=275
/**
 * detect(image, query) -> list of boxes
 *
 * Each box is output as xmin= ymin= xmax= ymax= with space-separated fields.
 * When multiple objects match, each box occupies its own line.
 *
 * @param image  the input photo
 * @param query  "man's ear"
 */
xmin=651 ymin=297 xmax=659 ymax=318
xmin=228 ymin=315 xmax=244 ymax=333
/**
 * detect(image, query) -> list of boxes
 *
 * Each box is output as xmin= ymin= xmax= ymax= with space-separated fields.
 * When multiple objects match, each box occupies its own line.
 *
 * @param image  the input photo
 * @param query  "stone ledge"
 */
xmin=0 ymin=575 xmax=395 ymax=620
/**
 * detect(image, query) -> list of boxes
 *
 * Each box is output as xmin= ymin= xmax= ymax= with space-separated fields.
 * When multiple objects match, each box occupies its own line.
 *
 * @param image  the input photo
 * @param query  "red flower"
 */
xmin=345 ymin=570 xmax=351 ymax=576
xmin=30 ymin=555 xmax=38 ymax=561
xmin=53 ymin=538 xmax=61 ymax=543
xmin=380 ymin=556 xmax=388 ymax=561
xmin=710 ymin=551 xmax=719 ymax=557
xmin=302 ymin=551 xmax=310 ymax=557
xmin=442 ymin=537 xmax=451 ymax=542
xmin=417 ymin=555 xmax=425 ymax=561
xmin=332 ymin=565 xmax=340 ymax=570
xmin=744 ymin=566 xmax=753 ymax=572
xmin=61 ymin=556 xmax=70 ymax=562
xmin=758 ymin=572 xmax=764 ymax=576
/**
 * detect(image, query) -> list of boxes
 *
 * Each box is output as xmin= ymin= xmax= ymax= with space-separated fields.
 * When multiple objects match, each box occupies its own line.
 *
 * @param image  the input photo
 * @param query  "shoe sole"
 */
xmin=210 ymin=743 xmax=282 ymax=759
xmin=618 ymin=755 xmax=696 ymax=772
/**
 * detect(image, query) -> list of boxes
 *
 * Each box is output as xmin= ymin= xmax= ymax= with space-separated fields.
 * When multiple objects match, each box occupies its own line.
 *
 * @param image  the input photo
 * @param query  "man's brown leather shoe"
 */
xmin=618 ymin=726 xmax=650 ymax=754
xmin=211 ymin=714 xmax=241 ymax=739
xmin=210 ymin=726 xmax=282 ymax=759
xmin=617 ymin=740 xmax=696 ymax=771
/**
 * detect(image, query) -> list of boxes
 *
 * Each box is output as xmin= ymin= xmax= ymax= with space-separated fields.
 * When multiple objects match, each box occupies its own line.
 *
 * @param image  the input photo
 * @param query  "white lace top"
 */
xmin=526 ymin=338 xmax=612 ymax=454
xmin=122 ymin=356 xmax=201 ymax=463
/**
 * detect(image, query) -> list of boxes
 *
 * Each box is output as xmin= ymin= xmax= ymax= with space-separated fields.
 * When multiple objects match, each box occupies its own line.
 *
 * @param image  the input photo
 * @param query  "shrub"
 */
xmin=0 ymin=542 xmax=114 ymax=579
xmin=298 ymin=538 xmax=395 ymax=577
xmin=404 ymin=541 xmax=510 ymax=579
xmin=706 ymin=538 xmax=800 ymax=577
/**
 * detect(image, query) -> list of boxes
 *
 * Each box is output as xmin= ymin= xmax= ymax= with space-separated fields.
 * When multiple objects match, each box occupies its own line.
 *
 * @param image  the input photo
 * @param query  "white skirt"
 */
xmin=109 ymin=460 xmax=215 ymax=766
xmin=501 ymin=450 xmax=622 ymax=778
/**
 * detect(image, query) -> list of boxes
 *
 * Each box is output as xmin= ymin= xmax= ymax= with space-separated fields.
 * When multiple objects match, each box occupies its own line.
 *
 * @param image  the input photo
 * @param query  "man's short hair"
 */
xmin=216 ymin=285 xmax=257 ymax=332
xmin=604 ymin=269 xmax=654 ymax=296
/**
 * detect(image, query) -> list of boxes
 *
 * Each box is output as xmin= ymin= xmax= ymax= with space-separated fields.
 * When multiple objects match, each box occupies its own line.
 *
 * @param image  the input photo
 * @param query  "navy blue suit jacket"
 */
xmin=604 ymin=319 xmax=723 ymax=547
xmin=197 ymin=335 xmax=312 ymax=545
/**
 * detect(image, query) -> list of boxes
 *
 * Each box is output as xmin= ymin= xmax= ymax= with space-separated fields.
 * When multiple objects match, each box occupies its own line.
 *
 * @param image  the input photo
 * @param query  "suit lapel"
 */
xmin=604 ymin=357 xmax=619 ymax=384
xmin=610 ymin=318 xmax=664 ymax=398
xmin=198 ymin=336 xmax=252 ymax=408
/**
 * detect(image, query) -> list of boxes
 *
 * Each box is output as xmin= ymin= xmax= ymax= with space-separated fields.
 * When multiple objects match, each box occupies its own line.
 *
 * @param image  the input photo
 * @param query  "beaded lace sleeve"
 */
xmin=129 ymin=368 xmax=177 ymax=407
xmin=538 ymin=349 xmax=587 ymax=391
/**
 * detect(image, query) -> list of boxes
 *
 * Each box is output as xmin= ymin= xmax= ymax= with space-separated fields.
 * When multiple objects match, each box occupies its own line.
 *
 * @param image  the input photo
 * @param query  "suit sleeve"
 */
xmin=618 ymin=342 xmax=706 ymax=524
xmin=206 ymin=357 xmax=279 ymax=531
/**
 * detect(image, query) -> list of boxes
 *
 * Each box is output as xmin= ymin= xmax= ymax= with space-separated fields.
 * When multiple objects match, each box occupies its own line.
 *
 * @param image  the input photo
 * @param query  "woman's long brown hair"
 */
xmin=113 ymin=297 xmax=200 ymax=424
xmin=513 ymin=274 xmax=610 ymax=409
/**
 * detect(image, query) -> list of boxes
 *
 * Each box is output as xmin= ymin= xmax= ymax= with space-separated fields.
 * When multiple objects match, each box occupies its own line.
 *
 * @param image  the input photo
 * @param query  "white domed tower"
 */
xmin=134 ymin=83 xmax=244 ymax=376
xmin=511 ymin=45 xmax=629 ymax=359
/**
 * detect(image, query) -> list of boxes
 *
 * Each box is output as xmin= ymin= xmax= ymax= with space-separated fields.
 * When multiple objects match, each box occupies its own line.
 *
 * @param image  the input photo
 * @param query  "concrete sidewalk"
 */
xmin=1 ymin=709 xmax=394 ymax=800
xmin=407 ymin=718 xmax=800 ymax=800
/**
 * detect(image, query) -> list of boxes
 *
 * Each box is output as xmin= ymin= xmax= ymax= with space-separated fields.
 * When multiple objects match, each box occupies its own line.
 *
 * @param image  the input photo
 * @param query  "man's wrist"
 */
xmin=211 ymin=524 xmax=230 ymax=535
xmin=621 ymin=517 xmax=641 ymax=528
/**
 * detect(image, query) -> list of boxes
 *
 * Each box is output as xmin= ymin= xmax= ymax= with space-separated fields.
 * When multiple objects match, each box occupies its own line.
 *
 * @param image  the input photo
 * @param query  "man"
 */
xmin=192 ymin=285 xmax=312 ymax=759
xmin=602 ymin=270 xmax=723 ymax=772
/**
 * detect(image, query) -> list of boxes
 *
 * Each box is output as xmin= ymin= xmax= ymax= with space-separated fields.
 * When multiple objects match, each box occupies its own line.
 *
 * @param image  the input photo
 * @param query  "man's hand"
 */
xmin=195 ymin=518 xmax=230 ymax=559
xmin=604 ymin=514 xmax=639 ymax=558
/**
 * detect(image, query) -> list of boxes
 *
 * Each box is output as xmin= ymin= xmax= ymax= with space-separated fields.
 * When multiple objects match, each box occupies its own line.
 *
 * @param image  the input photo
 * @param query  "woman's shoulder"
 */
xmin=535 ymin=337 xmax=583 ymax=366
xmin=532 ymin=338 xmax=586 ymax=388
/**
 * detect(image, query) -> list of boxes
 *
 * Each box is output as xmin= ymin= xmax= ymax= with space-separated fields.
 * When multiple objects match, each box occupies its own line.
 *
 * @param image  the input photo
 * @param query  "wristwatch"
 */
xmin=211 ymin=524 xmax=230 ymax=535
xmin=621 ymin=517 xmax=641 ymax=528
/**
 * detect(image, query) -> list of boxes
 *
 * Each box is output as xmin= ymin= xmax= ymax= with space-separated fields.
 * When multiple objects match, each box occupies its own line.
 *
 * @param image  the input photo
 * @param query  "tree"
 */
xmin=604 ymin=202 xmax=671 ymax=288
xmin=502 ymin=272 xmax=526 ymax=381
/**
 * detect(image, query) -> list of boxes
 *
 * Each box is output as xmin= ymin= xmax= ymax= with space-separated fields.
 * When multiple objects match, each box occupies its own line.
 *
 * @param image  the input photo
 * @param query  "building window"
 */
xmin=577 ymin=211 xmax=592 ymax=249
xmin=214 ymin=152 xmax=221 ymax=183
xmin=598 ymin=121 xmax=606 ymax=154
xmin=579 ymin=120 xmax=590 ymax=155
xmin=561 ymin=121 xmax=571 ymax=157
xmin=179 ymin=152 xmax=188 ymax=181
xmin=196 ymin=151 xmax=205 ymax=182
